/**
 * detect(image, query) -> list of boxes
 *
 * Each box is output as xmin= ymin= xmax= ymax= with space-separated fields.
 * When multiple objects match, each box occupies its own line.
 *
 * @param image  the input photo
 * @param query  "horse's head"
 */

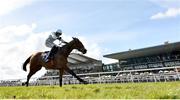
xmin=72 ymin=37 xmax=87 ymax=54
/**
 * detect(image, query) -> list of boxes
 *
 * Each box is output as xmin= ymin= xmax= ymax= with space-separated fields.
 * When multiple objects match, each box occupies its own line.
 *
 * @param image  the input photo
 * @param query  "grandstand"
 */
xmin=104 ymin=41 xmax=180 ymax=71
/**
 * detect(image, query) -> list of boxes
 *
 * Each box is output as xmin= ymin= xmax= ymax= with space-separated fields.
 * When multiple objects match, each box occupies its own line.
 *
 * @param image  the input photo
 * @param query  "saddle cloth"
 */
xmin=42 ymin=51 xmax=50 ymax=61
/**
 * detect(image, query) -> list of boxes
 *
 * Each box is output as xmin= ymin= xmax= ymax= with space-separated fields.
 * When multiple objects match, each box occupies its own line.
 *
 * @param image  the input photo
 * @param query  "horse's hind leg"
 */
xmin=59 ymin=69 xmax=64 ymax=87
xmin=65 ymin=67 xmax=88 ymax=84
xmin=26 ymin=65 xmax=42 ymax=87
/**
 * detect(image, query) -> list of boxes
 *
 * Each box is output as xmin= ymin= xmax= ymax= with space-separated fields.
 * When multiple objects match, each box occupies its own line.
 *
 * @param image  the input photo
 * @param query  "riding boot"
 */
xmin=45 ymin=45 xmax=58 ymax=62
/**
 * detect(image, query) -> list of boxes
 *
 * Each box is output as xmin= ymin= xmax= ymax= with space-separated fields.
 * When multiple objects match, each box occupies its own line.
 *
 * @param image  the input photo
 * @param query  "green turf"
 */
xmin=0 ymin=82 xmax=179 ymax=99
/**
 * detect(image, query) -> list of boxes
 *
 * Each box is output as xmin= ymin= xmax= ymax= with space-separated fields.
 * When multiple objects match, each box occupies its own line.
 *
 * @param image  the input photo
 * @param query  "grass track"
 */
xmin=0 ymin=82 xmax=179 ymax=99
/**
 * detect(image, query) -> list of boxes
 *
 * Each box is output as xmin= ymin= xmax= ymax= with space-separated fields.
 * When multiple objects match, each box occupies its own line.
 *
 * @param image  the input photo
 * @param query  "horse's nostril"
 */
xmin=83 ymin=49 xmax=87 ymax=54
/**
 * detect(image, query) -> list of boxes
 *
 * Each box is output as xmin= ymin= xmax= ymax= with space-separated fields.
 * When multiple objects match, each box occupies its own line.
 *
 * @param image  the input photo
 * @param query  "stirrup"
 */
xmin=45 ymin=59 xmax=49 ymax=63
xmin=44 ymin=56 xmax=50 ymax=62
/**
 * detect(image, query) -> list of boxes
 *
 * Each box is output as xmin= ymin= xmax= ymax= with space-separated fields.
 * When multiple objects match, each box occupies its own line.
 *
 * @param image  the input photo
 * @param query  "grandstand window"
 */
xmin=124 ymin=66 xmax=133 ymax=70
xmin=170 ymin=54 xmax=176 ymax=60
xmin=146 ymin=57 xmax=150 ymax=62
xmin=148 ymin=56 xmax=156 ymax=62
xmin=164 ymin=62 xmax=175 ymax=67
xmin=174 ymin=61 xmax=180 ymax=66
xmin=157 ymin=56 xmax=162 ymax=61
xmin=136 ymin=57 xmax=147 ymax=64
xmin=176 ymin=54 xmax=180 ymax=59
xmin=126 ymin=59 xmax=134 ymax=64
xmin=167 ymin=55 xmax=171 ymax=60
xmin=162 ymin=56 xmax=166 ymax=61
xmin=112 ymin=64 xmax=118 ymax=71
xmin=109 ymin=65 xmax=113 ymax=71
xmin=102 ymin=66 xmax=107 ymax=71
xmin=148 ymin=63 xmax=163 ymax=68
xmin=117 ymin=63 xmax=120 ymax=68
xmin=134 ymin=65 xmax=147 ymax=69
xmin=120 ymin=60 xmax=127 ymax=65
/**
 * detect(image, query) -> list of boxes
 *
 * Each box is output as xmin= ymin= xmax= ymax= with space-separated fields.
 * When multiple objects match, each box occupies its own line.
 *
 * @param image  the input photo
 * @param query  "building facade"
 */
xmin=104 ymin=41 xmax=180 ymax=71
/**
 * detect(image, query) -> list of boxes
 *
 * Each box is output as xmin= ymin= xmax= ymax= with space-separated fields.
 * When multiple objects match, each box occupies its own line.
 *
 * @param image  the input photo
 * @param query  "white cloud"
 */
xmin=150 ymin=0 xmax=180 ymax=20
xmin=0 ymin=23 xmax=37 ymax=43
xmin=0 ymin=23 xmax=48 ymax=80
xmin=0 ymin=0 xmax=35 ymax=16
xmin=151 ymin=8 xmax=180 ymax=19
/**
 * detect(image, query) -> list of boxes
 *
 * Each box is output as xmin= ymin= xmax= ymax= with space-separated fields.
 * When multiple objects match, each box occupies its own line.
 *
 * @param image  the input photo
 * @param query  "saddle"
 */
xmin=42 ymin=51 xmax=55 ymax=65
xmin=42 ymin=48 xmax=62 ymax=61
xmin=42 ymin=51 xmax=50 ymax=61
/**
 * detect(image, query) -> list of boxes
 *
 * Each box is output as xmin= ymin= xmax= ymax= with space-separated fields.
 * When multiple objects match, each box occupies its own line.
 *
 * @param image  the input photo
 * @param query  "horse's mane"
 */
xmin=61 ymin=37 xmax=78 ymax=49
xmin=69 ymin=37 xmax=79 ymax=44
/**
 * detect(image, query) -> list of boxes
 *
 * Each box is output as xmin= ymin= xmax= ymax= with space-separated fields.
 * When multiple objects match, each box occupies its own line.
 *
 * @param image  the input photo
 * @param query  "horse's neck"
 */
xmin=62 ymin=41 xmax=75 ymax=57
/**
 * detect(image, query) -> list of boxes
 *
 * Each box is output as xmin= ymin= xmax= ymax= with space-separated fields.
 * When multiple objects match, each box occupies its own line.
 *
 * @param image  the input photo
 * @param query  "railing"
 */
xmin=0 ymin=66 xmax=180 ymax=86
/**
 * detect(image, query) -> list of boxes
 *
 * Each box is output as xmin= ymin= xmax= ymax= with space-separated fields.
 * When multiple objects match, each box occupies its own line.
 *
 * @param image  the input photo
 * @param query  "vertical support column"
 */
xmin=114 ymin=71 xmax=121 ymax=80
xmin=73 ymin=76 xmax=75 ymax=85
xmin=99 ymin=73 xmax=101 ymax=84
xmin=130 ymin=71 xmax=134 ymax=82
xmin=154 ymin=74 xmax=157 ymax=83
xmin=175 ymin=67 xmax=180 ymax=80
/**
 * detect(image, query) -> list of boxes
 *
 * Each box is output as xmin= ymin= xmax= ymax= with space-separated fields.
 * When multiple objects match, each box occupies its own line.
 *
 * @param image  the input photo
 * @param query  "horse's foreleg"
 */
xmin=65 ymin=67 xmax=88 ymax=84
xmin=59 ymin=69 xmax=64 ymax=87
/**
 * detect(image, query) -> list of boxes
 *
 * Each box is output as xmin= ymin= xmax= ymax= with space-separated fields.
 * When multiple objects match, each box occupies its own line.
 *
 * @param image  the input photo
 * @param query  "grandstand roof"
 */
xmin=67 ymin=53 xmax=101 ymax=65
xmin=104 ymin=41 xmax=180 ymax=60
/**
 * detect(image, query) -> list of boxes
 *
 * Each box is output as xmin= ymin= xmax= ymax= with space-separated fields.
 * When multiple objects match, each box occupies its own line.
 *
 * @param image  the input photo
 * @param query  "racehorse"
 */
xmin=22 ymin=37 xmax=88 ymax=87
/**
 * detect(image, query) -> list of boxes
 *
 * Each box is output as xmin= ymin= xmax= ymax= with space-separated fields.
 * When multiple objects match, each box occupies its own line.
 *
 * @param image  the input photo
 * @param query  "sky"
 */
xmin=0 ymin=0 xmax=180 ymax=80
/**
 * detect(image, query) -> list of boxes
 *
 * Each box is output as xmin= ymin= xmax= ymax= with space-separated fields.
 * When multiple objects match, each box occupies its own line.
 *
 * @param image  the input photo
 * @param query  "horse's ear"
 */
xmin=72 ymin=37 xmax=77 ymax=40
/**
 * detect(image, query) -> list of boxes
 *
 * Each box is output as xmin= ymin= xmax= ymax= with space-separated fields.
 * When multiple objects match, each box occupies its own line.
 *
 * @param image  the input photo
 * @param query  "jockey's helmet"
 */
xmin=55 ymin=29 xmax=62 ymax=36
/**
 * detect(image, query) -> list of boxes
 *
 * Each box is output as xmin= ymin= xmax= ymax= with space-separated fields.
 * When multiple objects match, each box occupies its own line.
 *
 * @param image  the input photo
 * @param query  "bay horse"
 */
xmin=22 ymin=37 xmax=88 ymax=87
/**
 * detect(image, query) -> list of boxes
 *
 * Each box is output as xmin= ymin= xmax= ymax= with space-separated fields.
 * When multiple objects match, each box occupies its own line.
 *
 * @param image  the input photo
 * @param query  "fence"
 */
xmin=1 ymin=66 xmax=180 ymax=86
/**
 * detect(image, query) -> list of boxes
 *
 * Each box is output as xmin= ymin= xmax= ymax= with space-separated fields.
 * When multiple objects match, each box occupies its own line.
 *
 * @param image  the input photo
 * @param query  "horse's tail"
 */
xmin=22 ymin=55 xmax=32 ymax=72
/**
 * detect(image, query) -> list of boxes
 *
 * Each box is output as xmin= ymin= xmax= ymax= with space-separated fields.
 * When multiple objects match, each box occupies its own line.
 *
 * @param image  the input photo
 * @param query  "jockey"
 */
xmin=44 ymin=29 xmax=68 ymax=62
